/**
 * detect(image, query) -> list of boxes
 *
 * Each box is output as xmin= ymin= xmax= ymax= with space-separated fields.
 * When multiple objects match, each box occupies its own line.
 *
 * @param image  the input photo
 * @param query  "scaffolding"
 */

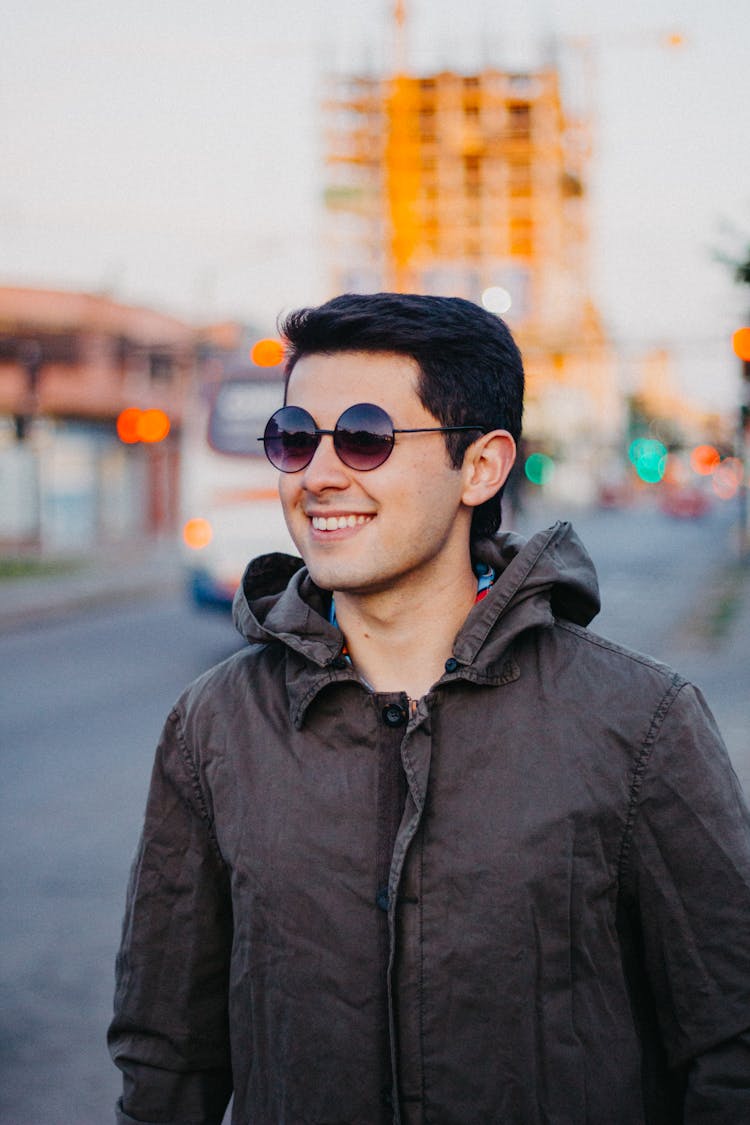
xmin=323 ymin=63 xmax=622 ymax=470
xmin=325 ymin=66 xmax=590 ymax=334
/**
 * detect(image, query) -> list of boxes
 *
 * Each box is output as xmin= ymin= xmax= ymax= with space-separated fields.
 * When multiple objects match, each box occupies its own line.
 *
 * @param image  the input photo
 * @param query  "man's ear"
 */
xmin=460 ymin=430 xmax=517 ymax=510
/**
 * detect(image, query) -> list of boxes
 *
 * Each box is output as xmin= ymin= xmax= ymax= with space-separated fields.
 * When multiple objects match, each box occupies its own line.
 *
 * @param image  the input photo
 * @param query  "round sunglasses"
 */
xmin=259 ymin=402 xmax=484 ymax=473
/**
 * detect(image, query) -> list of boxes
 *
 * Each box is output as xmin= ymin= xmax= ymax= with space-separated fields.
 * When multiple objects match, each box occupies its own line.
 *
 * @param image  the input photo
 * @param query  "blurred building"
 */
xmin=631 ymin=348 xmax=730 ymax=446
xmin=324 ymin=64 xmax=624 ymax=496
xmin=0 ymin=286 xmax=196 ymax=550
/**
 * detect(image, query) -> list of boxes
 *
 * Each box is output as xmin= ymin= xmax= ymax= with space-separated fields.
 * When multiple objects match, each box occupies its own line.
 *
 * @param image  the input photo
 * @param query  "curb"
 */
xmin=0 ymin=545 xmax=184 ymax=634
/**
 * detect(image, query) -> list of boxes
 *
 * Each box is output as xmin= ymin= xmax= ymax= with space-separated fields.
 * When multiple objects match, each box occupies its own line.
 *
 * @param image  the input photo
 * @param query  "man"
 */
xmin=109 ymin=293 xmax=750 ymax=1124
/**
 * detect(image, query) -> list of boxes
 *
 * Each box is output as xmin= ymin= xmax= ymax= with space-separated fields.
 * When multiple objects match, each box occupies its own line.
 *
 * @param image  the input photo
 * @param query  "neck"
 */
xmin=333 ymin=563 xmax=478 ymax=699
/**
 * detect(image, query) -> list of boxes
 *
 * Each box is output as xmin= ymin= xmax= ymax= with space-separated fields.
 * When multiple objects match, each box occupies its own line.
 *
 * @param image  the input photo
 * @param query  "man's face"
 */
xmin=278 ymin=351 xmax=474 ymax=598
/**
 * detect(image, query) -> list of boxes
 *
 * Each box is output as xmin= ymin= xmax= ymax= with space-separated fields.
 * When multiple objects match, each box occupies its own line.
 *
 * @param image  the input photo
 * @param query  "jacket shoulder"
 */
xmin=528 ymin=617 xmax=693 ymax=755
xmin=554 ymin=618 xmax=685 ymax=686
xmin=169 ymin=643 xmax=283 ymax=741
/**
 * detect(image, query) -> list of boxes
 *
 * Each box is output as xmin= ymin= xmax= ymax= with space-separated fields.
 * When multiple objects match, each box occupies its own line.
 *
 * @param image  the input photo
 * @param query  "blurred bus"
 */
xmin=180 ymin=365 xmax=295 ymax=610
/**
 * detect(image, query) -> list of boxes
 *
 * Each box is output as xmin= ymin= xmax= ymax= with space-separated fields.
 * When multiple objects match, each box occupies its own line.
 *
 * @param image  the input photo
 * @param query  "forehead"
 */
xmin=285 ymin=350 xmax=423 ymax=417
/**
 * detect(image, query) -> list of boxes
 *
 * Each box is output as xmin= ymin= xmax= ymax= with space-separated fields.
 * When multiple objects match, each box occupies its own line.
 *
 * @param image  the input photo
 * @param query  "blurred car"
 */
xmin=658 ymin=484 xmax=712 ymax=519
xmin=597 ymin=480 xmax=636 ymax=509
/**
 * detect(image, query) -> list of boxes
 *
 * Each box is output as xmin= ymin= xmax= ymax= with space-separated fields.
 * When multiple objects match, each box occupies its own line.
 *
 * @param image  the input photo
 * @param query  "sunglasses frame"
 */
xmin=259 ymin=402 xmax=484 ymax=473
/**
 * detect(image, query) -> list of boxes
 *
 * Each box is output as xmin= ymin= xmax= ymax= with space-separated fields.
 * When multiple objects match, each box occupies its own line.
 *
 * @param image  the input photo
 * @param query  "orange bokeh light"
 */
xmin=137 ymin=408 xmax=171 ymax=443
xmin=183 ymin=517 xmax=213 ymax=550
xmin=117 ymin=407 xmax=170 ymax=443
xmin=251 ymin=338 xmax=285 ymax=367
xmin=689 ymin=444 xmax=721 ymax=476
xmin=116 ymin=407 xmax=142 ymax=444
xmin=732 ymin=328 xmax=750 ymax=361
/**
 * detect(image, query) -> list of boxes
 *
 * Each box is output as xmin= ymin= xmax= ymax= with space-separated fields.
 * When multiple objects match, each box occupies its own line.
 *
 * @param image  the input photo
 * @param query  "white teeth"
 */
xmin=311 ymin=514 xmax=373 ymax=530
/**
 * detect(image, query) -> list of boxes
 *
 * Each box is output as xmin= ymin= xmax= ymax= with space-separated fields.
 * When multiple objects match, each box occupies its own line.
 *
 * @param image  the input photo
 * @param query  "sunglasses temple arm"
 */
xmin=393 ymin=425 xmax=484 ymax=435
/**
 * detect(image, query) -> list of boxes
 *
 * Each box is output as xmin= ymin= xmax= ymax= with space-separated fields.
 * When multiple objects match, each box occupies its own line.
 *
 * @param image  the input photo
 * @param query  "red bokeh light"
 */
xmin=689 ymin=444 xmax=721 ymax=476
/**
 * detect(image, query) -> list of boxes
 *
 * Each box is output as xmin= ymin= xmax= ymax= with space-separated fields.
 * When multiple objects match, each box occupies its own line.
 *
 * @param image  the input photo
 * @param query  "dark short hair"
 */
xmin=278 ymin=292 xmax=524 ymax=539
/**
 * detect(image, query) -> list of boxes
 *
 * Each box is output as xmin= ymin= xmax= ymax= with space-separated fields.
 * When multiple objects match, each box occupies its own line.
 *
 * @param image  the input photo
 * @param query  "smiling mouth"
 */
xmin=310 ymin=514 xmax=374 ymax=531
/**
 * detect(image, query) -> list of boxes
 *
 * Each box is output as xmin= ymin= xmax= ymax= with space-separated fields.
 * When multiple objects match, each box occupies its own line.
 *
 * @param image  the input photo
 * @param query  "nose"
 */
xmin=299 ymin=432 xmax=350 ymax=492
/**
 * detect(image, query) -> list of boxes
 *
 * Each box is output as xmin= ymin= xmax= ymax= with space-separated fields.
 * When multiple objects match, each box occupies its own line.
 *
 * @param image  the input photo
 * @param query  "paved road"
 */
xmin=0 ymin=601 xmax=243 ymax=1124
xmin=0 ymin=501 xmax=748 ymax=1123
xmin=515 ymin=500 xmax=750 ymax=788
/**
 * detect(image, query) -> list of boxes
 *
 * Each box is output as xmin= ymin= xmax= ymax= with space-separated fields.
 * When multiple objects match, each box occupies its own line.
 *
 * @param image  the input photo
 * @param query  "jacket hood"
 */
xmin=232 ymin=522 xmax=600 ymax=675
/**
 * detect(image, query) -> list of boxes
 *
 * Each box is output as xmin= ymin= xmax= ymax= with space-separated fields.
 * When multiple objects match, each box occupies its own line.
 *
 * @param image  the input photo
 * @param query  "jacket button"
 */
xmin=376 ymin=887 xmax=389 ymax=911
xmin=382 ymin=704 xmax=406 ymax=727
xmin=330 ymin=655 xmax=348 ymax=670
xmin=444 ymin=656 xmax=459 ymax=673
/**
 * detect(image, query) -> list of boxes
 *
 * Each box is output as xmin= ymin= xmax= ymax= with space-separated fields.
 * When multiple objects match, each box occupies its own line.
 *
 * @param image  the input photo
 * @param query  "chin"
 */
xmin=303 ymin=559 xmax=371 ymax=595
xmin=299 ymin=558 xmax=339 ymax=591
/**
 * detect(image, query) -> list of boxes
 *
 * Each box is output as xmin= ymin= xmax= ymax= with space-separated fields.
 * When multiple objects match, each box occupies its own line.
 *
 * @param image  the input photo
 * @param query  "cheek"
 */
xmin=408 ymin=459 xmax=463 ymax=508
xmin=277 ymin=477 xmax=298 ymax=512
xmin=277 ymin=481 xmax=305 ymax=534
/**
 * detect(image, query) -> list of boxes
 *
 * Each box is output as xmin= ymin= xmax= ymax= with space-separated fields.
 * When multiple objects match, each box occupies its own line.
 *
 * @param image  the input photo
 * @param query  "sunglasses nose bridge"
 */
xmin=300 ymin=427 xmax=350 ymax=479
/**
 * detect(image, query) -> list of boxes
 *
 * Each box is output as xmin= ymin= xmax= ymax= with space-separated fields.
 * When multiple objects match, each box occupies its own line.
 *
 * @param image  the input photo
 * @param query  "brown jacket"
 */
xmin=109 ymin=522 xmax=750 ymax=1124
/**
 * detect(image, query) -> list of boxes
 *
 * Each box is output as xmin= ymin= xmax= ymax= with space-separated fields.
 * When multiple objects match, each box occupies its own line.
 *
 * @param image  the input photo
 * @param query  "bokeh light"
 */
xmin=524 ymin=452 xmax=555 ymax=485
xmin=251 ymin=338 xmax=285 ymax=367
xmin=628 ymin=438 xmax=668 ymax=483
xmin=182 ymin=517 xmax=213 ymax=549
xmin=137 ymin=409 xmax=170 ymax=443
xmin=711 ymin=457 xmax=744 ymax=500
xmin=732 ymin=327 xmax=750 ymax=361
xmin=116 ymin=407 xmax=142 ymax=444
xmin=117 ymin=407 xmax=170 ymax=443
xmin=689 ymin=444 xmax=721 ymax=476
xmin=481 ymin=286 xmax=512 ymax=315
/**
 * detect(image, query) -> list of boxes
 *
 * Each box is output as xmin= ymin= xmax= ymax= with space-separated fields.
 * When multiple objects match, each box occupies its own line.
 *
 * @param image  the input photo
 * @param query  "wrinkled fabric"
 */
xmin=109 ymin=522 xmax=750 ymax=1124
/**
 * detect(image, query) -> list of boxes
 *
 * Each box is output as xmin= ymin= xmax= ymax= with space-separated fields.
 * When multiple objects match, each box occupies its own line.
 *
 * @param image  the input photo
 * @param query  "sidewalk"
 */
xmin=0 ymin=538 xmax=184 ymax=634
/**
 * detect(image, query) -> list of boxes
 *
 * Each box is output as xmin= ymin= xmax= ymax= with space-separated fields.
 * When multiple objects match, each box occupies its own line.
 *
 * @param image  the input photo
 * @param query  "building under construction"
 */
xmin=324 ymin=62 xmax=623 ymax=487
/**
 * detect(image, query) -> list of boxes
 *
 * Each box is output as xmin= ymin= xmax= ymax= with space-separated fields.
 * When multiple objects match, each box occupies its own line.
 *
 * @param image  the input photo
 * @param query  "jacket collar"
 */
xmin=232 ymin=522 xmax=600 ymax=726
xmin=455 ymin=522 xmax=600 ymax=666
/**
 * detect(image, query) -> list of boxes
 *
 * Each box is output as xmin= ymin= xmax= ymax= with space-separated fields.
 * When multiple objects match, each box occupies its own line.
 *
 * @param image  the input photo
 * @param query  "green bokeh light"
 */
xmin=524 ymin=452 xmax=555 ymax=486
xmin=628 ymin=438 xmax=668 ymax=483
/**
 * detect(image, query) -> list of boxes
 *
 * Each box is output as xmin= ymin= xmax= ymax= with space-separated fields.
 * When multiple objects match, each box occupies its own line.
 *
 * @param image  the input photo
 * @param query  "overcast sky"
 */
xmin=2 ymin=0 xmax=749 ymax=410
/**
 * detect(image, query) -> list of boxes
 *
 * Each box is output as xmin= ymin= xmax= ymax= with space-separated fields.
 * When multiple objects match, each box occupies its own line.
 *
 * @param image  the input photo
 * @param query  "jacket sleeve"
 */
xmin=108 ymin=708 xmax=234 ymax=1125
xmin=623 ymin=679 xmax=750 ymax=1120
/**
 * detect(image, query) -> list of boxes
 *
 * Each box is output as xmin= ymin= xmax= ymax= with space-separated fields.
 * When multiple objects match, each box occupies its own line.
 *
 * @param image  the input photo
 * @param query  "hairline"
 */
xmin=283 ymin=346 xmax=427 ymax=405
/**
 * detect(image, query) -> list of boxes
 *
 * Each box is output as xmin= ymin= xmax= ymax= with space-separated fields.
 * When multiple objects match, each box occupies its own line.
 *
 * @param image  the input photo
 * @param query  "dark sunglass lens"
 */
xmin=334 ymin=403 xmax=394 ymax=470
xmin=263 ymin=406 xmax=318 ymax=471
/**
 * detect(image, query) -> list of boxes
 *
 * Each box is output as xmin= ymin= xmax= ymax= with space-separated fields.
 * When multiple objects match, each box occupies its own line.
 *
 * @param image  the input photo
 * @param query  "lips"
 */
xmin=310 ymin=514 xmax=374 ymax=531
